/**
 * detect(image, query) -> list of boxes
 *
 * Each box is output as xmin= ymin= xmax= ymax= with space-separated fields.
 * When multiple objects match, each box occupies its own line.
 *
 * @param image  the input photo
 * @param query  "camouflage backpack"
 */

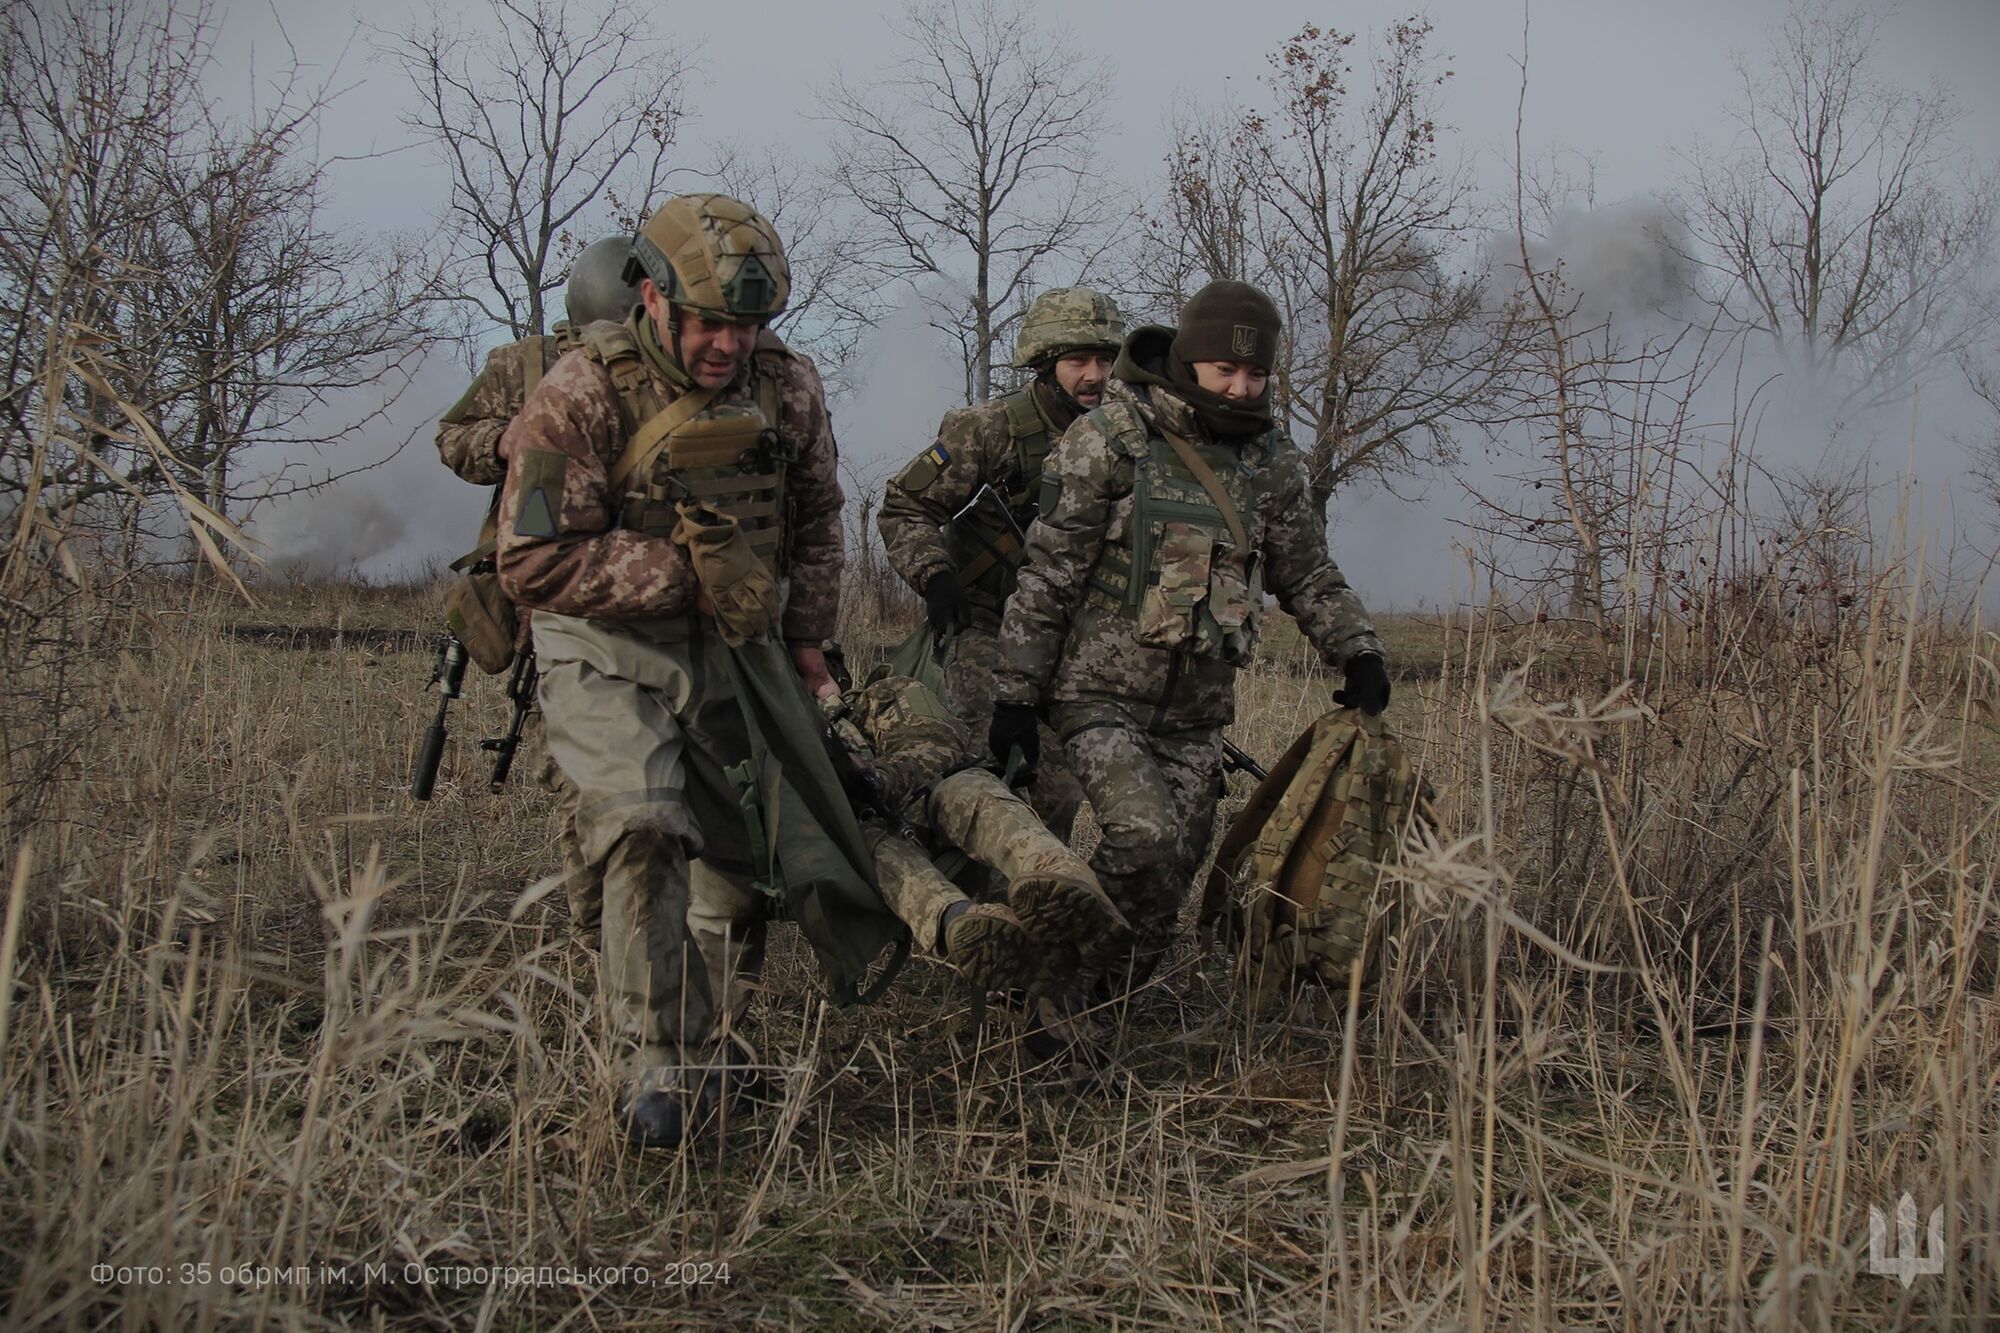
xmin=1198 ymin=708 xmax=1431 ymax=1012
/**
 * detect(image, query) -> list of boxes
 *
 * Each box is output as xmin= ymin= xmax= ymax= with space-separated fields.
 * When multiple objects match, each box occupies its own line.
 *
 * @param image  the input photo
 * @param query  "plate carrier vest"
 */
xmin=1080 ymin=397 xmax=1264 ymax=667
xmin=580 ymin=322 xmax=796 ymax=574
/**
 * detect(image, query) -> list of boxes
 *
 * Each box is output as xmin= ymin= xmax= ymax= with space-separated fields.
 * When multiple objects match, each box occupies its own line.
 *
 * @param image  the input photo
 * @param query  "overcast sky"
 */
xmin=226 ymin=0 xmax=2000 ymax=606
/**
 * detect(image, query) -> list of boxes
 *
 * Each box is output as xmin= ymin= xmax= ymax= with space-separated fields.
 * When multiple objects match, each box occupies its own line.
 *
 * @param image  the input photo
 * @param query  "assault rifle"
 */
xmin=944 ymin=482 xmax=1030 ymax=603
xmin=479 ymin=648 xmax=539 ymax=788
xmin=410 ymin=633 xmax=470 ymax=801
xmin=1220 ymin=740 xmax=1268 ymax=783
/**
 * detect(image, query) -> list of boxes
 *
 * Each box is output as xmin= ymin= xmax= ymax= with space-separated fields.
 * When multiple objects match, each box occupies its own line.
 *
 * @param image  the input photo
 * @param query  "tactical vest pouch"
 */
xmin=671 ymin=501 xmax=780 ymax=646
xmin=1198 ymin=709 xmax=1432 ymax=1015
xmin=1208 ymin=547 xmax=1262 ymax=666
xmin=1136 ymin=521 xmax=1214 ymax=648
xmin=444 ymin=570 xmax=518 ymax=675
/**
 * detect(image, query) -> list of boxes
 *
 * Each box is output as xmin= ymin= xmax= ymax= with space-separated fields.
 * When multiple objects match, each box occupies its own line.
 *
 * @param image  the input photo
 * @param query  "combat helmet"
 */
xmin=624 ymin=193 xmax=790 ymax=323
xmin=564 ymin=237 xmax=643 ymax=326
xmin=1013 ymin=287 xmax=1126 ymax=368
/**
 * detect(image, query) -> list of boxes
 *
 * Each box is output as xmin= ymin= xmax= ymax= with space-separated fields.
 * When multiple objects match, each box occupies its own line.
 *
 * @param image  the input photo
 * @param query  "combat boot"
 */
xmin=938 ymin=899 xmax=1048 ymax=995
xmin=617 ymin=1038 xmax=764 ymax=1151
xmin=929 ymin=767 xmax=1131 ymax=977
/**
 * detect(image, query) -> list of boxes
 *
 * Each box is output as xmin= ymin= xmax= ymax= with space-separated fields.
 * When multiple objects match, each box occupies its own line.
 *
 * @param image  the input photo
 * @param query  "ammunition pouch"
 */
xmin=444 ymin=569 xmax=518 ymax=675
xmin=672 ymin=501 xmax=781 ymax=646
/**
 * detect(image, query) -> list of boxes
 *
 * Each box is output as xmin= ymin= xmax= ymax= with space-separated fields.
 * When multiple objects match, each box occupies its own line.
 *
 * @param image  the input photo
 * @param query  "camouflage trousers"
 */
xmin=1051 ymin=699 xmax=1224 ymax=990
xmin=533 ymin=612 xmax=769 ymax=1075
xmin=944 ymin=624 xmax=1083 ymax=843
xmin=868 ymin=766 xmax=1095 ymax=955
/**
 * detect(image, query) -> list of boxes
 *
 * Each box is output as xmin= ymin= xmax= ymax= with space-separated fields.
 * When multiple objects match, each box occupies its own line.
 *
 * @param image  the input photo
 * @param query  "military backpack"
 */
xmin=1198 ymin=708 xmax=1432 ymax=1013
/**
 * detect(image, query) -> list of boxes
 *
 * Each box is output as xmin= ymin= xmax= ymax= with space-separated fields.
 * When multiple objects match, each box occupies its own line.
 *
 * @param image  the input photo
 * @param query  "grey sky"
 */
xmin=226 ymin=0 xmax=2000 ymax=603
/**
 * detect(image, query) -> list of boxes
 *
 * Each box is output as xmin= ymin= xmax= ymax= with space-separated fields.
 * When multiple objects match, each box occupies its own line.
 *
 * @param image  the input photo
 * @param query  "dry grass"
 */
xmin=1 ymin=569 xmax=1995 ymax=1329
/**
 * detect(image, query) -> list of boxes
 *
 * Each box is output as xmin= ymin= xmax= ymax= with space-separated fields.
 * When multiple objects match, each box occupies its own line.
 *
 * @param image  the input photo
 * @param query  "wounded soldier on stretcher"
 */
xmin=817 ymin=665 xmax=1127 ymax=998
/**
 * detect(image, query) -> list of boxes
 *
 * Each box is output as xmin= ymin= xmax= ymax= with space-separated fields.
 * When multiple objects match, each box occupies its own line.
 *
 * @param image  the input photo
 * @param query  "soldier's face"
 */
xmin=1051 ymin=351 xmax=1114 ymax=407
xmin=1191 ymin=360 xmax=1271 ymax=400
xmin=641 ymin=278 xmax=760 ymax=387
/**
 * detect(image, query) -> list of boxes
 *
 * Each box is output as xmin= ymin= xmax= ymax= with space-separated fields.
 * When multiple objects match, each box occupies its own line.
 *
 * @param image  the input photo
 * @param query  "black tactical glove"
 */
xmin=923 ymin=571 xmax=972 ymax=639
xmin=1334 ymin=653 xmax=1391 ymax=716
xmin=987 ymin=701 xmax=1040 ymax=779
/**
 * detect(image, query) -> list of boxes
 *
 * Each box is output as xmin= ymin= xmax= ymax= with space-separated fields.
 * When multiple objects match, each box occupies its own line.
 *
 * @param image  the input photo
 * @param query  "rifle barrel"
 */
xmin=1222 ymin=740 xmax=1269 ymax=783
xmin=411 ymin=706 xmax=450 ymax=801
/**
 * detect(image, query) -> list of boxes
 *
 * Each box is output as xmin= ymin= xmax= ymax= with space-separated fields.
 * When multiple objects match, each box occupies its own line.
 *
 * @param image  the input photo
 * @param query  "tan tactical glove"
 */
xmin=671 ymin=501 xmax=780 ymax=646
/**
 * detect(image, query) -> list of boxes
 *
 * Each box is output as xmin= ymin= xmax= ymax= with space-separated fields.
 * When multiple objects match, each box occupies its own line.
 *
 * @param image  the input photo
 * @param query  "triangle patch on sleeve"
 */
xmin=514 ymin=488 xmax=559 ymax=539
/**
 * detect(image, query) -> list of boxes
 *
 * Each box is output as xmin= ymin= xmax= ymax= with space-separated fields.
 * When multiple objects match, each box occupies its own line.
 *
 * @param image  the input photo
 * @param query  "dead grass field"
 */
xmin=2 ymin=573 xmax=1996 ymax=1329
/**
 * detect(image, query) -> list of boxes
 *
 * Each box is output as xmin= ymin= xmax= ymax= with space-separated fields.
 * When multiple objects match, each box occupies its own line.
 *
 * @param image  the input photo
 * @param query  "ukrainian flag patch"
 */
xmin=925 ymin=443 xmax=950 ymax=467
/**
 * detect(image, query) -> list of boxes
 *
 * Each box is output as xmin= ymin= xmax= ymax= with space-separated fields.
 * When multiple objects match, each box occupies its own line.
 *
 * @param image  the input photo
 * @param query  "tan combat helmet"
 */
xmin=624 ymin=192 xmax=790 ymax=322
xmin=1013 ymin=287 xmax=1126 ymax=368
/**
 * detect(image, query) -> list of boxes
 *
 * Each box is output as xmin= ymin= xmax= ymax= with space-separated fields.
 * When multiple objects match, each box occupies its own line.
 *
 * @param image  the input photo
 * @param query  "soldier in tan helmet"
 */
xmin=493 ymin=196 xmax=1116 ymax=1148
xmin=876 ymin=288 xmax=1127 ymax=843
xmin=494 ymin=194 xmax=896 ymax=1150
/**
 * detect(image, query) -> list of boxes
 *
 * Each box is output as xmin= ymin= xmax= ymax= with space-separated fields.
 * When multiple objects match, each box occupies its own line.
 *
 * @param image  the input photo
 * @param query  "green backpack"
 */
xmin=1199 ymin=709 xmax=1432 ymax=1013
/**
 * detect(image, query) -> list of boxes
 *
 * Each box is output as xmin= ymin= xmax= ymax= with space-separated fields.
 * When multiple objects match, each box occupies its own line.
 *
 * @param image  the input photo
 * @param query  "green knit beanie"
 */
xmin=1171 ymin=280 xmax=1281 ymax=370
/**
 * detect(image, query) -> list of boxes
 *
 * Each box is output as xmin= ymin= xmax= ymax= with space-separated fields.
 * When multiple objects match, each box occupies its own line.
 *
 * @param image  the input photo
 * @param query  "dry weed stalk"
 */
xmin=0 ymin=397 xmax=1993 ymax=1325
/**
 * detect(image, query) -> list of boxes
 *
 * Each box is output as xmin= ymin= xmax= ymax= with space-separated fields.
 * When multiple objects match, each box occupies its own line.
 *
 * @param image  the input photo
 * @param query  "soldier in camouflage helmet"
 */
xmin=989 ymin=279 xmax=1392 ymax=1005
xmin=493 ymin=193 xmax=857 ymax=1151
xmin=821 ymin=671 xmax=1125 ymax=996
xmin=876 ymin=288 xmax=1126 ymax=841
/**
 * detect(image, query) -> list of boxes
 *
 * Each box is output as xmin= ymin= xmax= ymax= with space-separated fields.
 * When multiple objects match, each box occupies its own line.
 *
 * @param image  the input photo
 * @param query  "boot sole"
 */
xmin=945 ymin=911 xmax=1045 ymax=995
xmin=1010 ymin=872 xmax=1130 ymax=974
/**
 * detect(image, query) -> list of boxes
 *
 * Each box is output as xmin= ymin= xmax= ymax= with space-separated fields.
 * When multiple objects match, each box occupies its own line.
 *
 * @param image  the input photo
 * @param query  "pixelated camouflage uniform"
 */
xmin=877 ymin=377 xmax=1086 ymax=838
xmin=993 ymin=325 xmax=1385 ymax=986
xmin=436 ymin=326 xmax=585 ymax=486
xmin=495 ymin=308 xmax=849 ymax=1075
xmin=822 ymin=674 xmax=1112 ymax=986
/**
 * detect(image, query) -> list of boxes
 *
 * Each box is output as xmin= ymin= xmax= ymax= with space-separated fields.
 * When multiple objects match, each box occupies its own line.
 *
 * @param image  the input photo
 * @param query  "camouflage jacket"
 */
xmin=877 ymin=380 xmax=1080 ymax=628
xmin=493 ymin=319 xmax=845 ymax=640
xmin=993 ymin=346 xmax=1382 ymax=731
xmin=434 ymin=326 xmax=580 ymax=485
xmin=824 ymin=674 xmax=973 ymax=818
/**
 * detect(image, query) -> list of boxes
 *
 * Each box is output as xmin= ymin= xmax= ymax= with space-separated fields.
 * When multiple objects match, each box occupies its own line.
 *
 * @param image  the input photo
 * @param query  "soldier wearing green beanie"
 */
xmin=987 ymin=278 xmax=1391 ymax=1019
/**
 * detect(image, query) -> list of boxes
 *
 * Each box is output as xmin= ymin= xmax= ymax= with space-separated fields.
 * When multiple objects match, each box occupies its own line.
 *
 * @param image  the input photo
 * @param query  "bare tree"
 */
xmin=0 ymin=0 xmax=430 ymax=548
xmin=1675 ymin=2 xmax=1998 ymax=416
xmin=1254 ymin=20 xmax=1520 ymax=512
xmin=1139 ymin=22 xmax=1520 ymax=515
xmin=822 ymin=0 xmax=1119 ymax=403
xmin=1124 ymin=101 xmax=1272 ymax=323
xmin=382 ymin=0 xmax=693 ymax=344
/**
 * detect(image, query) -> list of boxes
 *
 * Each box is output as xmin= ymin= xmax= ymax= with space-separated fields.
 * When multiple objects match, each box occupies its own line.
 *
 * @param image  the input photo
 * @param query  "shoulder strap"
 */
xmin=608 ymin=384 xmax=721 ymax=495
xmin=999 ymin=388 xmax=1044 ymax=442
xmin=754 ymin=364 xmax=783 ymax=437
xmin=522 ymin=335 xmax=547 ymax=399
xmin=576 ymin=323 xmax=658 ymax=428
xmin=1158 ymin=426 xmax=1249 ymax=552
xmin=1096 ymin=401 xmax=1152 ymax=459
